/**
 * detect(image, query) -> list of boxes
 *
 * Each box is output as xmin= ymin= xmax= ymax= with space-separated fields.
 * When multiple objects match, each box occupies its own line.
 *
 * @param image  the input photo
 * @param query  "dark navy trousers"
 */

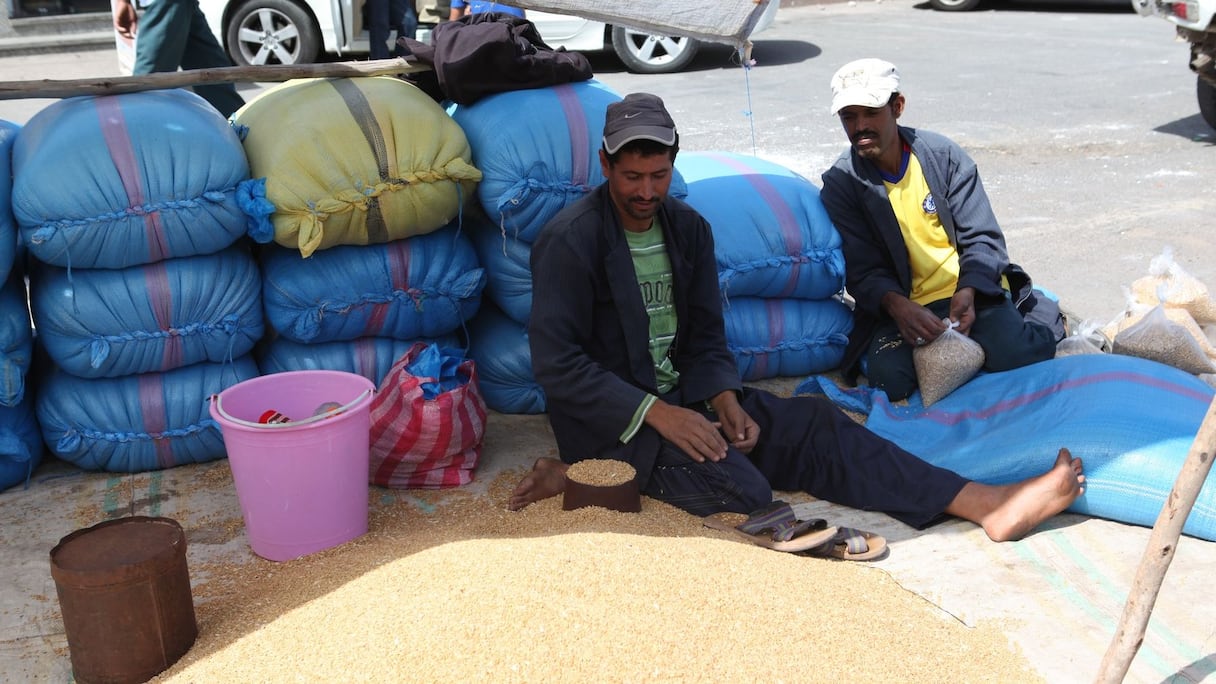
xmin=641 ymin=387 xmax=969 ymax=529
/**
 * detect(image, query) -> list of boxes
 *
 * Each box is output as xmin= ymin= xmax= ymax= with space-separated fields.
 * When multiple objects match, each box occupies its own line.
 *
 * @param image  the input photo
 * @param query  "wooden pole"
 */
xmin=1095 ymin=395 xmax=1216 ymax=683
xmin=0 ymin=58 xmax=429 ymax=100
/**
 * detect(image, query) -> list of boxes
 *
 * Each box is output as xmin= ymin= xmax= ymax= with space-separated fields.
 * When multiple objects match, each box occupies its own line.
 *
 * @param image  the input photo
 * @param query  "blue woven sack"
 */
xmin=796 ymin=353 xmax=1216 ymax=541
xmin=31 ymin=245 xmax=264 ymax=378
xmin=466 ymin=304 xmax=546 ymax=415
xmin=12 ymin=90 xmax=263 ymax=269
xmin=0 ymin=274 xmax=32 ymax=406
xmin=262 ymin=224 xmax=485 ymax=344
xmin=0 ymin=396 xmax=43 ymax=493
xmin=725 ymin=297 xmax=853 ymax=381
xmin=676 ymin=151 xmax=845 ymax=301
xmin=449 ymin=79 xmax=687 ymax=243
xmin=468 ymin=211 xmax=533 ymax=325
xmin=256 ymin=333 xmax=461 ymax=386
xmin=0 ymin=120 xmax=20 ymax=285
xmin=36 ymin=356 xmax=260 ymax=473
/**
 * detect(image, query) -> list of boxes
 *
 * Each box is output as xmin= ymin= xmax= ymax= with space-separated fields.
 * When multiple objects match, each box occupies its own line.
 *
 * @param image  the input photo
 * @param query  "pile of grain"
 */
xmin=154 ymin=468 xmax=1040 ymax=682
xmin=566 ymin=459 xmax=636 ymax=486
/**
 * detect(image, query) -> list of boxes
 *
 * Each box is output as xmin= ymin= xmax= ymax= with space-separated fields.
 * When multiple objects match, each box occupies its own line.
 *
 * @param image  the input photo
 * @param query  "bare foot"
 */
xmin=507 ymin=457 xmax=569 ymax=511
xmin=949 ymin=448 xmax=1085 ymax=542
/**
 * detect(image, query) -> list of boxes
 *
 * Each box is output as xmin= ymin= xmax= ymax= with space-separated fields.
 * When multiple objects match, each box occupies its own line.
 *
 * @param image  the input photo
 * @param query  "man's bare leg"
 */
xmin=508 ymin=457 xmax=569 ymax=511
xmin=946 ymin=448 xmax=1085 ymax=542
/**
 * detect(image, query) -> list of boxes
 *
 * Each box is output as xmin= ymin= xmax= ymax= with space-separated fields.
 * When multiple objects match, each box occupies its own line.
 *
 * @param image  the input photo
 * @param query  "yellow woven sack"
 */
xmin=234 ymin=76 xmax=482 ymax=257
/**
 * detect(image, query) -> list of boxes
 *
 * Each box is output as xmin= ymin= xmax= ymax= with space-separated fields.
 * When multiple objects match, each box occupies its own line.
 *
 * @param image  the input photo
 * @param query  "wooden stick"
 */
xmin=1095 ymin=394 xmax=1216 ymax=683
xmin=0 ymin=59 xmax=430 ymax=100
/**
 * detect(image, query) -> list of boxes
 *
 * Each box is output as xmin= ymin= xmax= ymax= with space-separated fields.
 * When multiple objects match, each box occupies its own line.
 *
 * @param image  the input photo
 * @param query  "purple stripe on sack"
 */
xmin=892 ymin=371 xmax=1213 ymax=426
xmin=137 ymin=374 xmax=174 ymax=469
xmin=763 ymin=299 xmax=784 ymax=378
xmin=555 ymin=85 xmax=590 ymax=188
xmin=705 ymin=153 xmax=803 ymax=297
xmin=366 ymin=241 xmax=412 ymax=336
xmin=96 ymin=97 xmax=168 ymax=262
xmin=144 ymin=261 xmax=183 ymax=371
xmin=354 ymin=338 xmax=378 ymax=382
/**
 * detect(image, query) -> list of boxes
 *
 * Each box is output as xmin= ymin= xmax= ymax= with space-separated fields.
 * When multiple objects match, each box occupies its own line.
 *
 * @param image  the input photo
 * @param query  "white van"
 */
xmin=197 ymin=0 xmax=779 ymax=74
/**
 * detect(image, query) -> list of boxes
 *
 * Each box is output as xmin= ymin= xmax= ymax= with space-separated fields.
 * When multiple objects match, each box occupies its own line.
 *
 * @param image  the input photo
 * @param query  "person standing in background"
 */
xmin=368 ymin=0 xmax=418 ymax=59
xmin=112 ymin=0 xmax=245 ymax=118
xmin=449 ymin=0 xmax=524 ymax=20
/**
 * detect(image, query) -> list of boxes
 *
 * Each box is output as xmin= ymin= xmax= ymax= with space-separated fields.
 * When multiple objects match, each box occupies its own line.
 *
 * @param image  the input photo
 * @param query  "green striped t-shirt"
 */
xmin=619 ymin=219 xmax=680 ymax=444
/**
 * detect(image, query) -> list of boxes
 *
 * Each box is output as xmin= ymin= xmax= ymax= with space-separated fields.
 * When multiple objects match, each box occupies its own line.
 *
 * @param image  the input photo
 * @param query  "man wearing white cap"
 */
xmin=820 ymin=58 xmax=1063 ymax=402
xmin=511 ymin=92 xmax=1085 ymax=546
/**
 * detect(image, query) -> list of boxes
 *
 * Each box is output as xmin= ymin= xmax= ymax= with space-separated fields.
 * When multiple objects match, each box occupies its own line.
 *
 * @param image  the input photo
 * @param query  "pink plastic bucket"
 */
xmin=209 ymin=370 xmax=376 ymax=562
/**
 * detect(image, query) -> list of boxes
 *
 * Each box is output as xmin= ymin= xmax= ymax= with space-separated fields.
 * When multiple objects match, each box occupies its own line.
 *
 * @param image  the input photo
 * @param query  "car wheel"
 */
xmin=225 ymin=0 xmax=321 ymax=66
xmin=929 ymin=0 xmax=983 ymax=11
xmin=1198 ymin=77 xmax=1216 ymax=131
xmin=610 ymin=25 xmax=700 ymax=74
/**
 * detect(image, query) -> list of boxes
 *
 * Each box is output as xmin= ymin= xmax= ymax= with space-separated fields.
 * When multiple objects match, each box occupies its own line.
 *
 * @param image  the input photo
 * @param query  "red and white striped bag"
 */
xmin=368 ymin=343 xmax=488 ymax=488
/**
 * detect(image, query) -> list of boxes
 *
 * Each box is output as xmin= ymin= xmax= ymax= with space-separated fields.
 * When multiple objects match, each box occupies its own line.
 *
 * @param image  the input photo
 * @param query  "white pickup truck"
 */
xmin=1133 ymin=0 xmax=1216 ymax=129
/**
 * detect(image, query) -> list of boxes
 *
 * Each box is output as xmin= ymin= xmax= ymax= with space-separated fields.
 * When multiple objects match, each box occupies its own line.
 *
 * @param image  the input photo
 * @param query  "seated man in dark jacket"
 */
xmin=509 ymin=92 xmax=1084 ymax=543
xmin=820 ymin=58 xmax=1062 ymax=402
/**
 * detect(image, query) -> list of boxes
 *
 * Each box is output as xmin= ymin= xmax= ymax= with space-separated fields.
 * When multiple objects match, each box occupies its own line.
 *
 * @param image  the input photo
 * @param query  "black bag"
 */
xmin=1005 ymin=262 xmax=1067 ymax=342
xmin=398 ymin=13 xmax=593 ymax=105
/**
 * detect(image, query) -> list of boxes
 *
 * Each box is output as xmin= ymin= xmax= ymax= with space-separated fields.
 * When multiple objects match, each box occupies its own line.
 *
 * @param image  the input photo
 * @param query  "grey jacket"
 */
xmin=820 ymin=126 xmax=1020 ymax=379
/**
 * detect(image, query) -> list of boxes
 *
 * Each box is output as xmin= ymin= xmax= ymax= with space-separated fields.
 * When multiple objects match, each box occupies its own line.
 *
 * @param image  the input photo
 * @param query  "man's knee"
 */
xmin=981 ymin=325 xmax=1057 ymax=372
xmin=865 ymin=357 xmax=917 ymax=401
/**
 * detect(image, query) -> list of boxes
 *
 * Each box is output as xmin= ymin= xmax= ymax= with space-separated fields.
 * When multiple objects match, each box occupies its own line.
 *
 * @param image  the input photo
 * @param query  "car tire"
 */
xmin=929 ymin=0 xmax=983 ymax=10
xmin=610 ymin=25 xmax=700 ymax=74
xmin=225 ymin=0 xmax=321 ymax=66
xmin=1198 ymin=77 xmax=1216 ymax=131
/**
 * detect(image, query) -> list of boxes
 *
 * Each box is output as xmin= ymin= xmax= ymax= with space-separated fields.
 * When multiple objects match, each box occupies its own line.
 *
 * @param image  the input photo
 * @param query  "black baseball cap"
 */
xmin=602 ymin=93 xmax=678 ymax=154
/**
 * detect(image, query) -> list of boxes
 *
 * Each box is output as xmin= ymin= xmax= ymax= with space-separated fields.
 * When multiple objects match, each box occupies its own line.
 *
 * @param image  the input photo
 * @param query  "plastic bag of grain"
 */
xmin=1104 ymin=287 xmax=1216 ymax=361
xmin=1055 ymin=319 xmax=1109 ymax=358
xmin=913 ymin=320 xmax=985 ymax=406
xmin=1112 ymin=305 xmax=1215 ymax=375
xmin=235 ymin=76 xmax=482 ymax=257
xmin=1129 ymin=247 xmax=1216 ymax=324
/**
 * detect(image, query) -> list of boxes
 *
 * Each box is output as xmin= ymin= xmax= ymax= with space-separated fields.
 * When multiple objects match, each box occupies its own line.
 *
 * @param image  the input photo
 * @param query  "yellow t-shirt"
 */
xmin=884 ymin=152 xmax=959 ymax=306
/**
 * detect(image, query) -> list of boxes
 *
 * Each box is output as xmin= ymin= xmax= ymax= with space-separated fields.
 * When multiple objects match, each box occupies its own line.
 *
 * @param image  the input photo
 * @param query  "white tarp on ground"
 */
xmin=509 ymin=0 xmax=778 ymax=46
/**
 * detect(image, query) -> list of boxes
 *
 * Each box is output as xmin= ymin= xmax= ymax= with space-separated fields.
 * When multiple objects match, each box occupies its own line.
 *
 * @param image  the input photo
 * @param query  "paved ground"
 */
xmin=0 ymin=1 xmax=1214 ymax=682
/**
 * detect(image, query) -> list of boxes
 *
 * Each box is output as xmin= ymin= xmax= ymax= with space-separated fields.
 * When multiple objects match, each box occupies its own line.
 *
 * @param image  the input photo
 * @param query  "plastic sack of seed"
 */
xmin=1103 ymin=287 xmax=1216 ymax=361
xmin=913 ymin=320 xmax=985 ymax=407
xmin=1112 ymin=305 xmax=1215 ymax=375
xmin=1055 ymin=319 xmax=1110 ymax=358
xmin=1130 ymin=248 xmax=1216 ymax=324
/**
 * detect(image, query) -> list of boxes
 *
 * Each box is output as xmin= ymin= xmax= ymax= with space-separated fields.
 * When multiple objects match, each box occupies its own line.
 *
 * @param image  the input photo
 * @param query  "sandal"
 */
xmin=703 ymin=501 xmax=838 ymax=553
xmin=803 ymin=527 xmax=888 ymax=562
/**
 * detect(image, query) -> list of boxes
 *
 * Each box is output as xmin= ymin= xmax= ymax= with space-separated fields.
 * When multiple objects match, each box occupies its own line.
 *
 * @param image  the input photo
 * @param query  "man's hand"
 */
xmin=644 ymin=400 xmax=729 ymax=463
xmin=709 ymin=390 xmax=760 ymax=453
xmin=882 ymin=292 xmax=948 ymax=346
xmin=949 ymin=287 xmax=977 ymax=335
xmin=114 ymin=0 xmax=138 ymax=39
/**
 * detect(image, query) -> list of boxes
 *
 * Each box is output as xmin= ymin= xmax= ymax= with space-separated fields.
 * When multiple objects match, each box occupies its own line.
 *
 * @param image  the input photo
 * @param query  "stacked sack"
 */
xmin=0 ymin=121 xmax=42 ymax=492
xmin=242 ymin=76 xmax=485 ymax=388
xmin=1099 ymin=248 xmax=1216 ymax=385
xmin=674 ymin=152 xmax=851 ymax=380
xmin=236 ymin=77 xmax=488 ymax=488
xmin=452 ymin=79 xmax=692 ymax=413
xmin=13 ymin=90 xmax=264 ymax=473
